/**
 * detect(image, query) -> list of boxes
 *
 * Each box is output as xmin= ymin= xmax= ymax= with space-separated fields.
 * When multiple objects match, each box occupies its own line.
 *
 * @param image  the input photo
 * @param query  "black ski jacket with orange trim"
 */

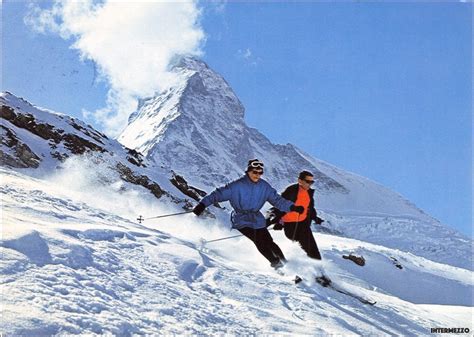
xmin=267 ymin=184 xmax=318 ymax=226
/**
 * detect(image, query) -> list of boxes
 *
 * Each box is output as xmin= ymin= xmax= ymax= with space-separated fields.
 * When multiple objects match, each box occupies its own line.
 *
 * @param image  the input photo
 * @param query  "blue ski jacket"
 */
xmin=200 ymin=175 xmax=294 ymax=229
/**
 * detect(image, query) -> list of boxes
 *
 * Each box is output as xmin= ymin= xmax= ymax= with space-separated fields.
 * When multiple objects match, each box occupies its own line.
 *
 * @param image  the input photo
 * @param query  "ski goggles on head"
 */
xmin=248 ymin=160 xmax=264 ymax=169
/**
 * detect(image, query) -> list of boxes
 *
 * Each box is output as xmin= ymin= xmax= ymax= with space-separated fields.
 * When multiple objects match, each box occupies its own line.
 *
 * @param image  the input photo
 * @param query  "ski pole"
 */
xmin=137 ymin=210 xmax=193 ymax=223
xmin=292 ymin=214 xmax=300 ymax=241
xmin=201 ymin=234 xmax=243 ymax=244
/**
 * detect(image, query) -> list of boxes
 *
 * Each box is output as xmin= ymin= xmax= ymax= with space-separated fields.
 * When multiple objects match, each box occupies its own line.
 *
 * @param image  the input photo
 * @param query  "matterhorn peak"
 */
xmin=118 ymin=57 xmax=252 ymax=181
xmin=119 ymin=58 xmax=340 ymax=191
xmin=173 ymin=55 xmax=210 ymax=72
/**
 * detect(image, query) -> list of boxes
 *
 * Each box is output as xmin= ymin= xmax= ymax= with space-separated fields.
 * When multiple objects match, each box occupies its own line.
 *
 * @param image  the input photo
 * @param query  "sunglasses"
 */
xmin=302 ymin=179 xmax=314 ymax=185
xmin=251 ymin=170 xmax=264 ymax=176
xmin=249 ymin=161 xmax=264 ymax=169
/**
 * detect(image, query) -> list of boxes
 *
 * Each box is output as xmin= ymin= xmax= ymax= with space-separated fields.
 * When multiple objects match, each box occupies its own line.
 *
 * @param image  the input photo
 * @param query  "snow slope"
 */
xmin=1 ymin=168 xmax=472 ymax=335
xmin=1 ymin=86 xmax=472 ymax=333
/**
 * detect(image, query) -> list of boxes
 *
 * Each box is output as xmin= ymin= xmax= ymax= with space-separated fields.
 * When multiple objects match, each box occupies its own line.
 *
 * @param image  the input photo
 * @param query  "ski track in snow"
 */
xmin=1 ymin=169 xmax=472 ymax=335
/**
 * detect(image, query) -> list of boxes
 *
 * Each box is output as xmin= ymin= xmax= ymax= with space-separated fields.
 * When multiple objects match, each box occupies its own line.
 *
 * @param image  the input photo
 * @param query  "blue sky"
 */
xmin=2 ymin=1 xmax=472 ymax=237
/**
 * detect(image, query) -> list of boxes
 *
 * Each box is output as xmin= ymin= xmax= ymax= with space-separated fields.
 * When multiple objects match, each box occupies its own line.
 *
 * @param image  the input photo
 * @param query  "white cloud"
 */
xmin=243 ymin=48 xmax=252 ymax=59
xmin=237 ymin=48 xmax=261 ymax=67
xmin=238 ymin=48 xmax=252 ymax=59
xmin=25 ymin=0 xmax=205 ymax=136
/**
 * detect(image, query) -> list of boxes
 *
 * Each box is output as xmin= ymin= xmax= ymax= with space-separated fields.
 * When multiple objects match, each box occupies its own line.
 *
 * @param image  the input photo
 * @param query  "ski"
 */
xmin=326 ymin=284 xmax=377 ymax=306
xmin=294 ymin=276 xmax=377 ymax=306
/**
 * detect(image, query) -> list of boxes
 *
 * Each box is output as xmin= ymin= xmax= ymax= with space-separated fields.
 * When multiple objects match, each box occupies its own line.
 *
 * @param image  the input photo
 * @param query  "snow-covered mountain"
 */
xmin=118 ymin=58 xmax=417 ymax=215
xmin=118 ymin=58 xmax=472 ymax=270
xmin=0 ymin=91 xmax=208 ymax=209
xmin=1 ymin=168 xmax=472 ymax=334
xmin=1 ymin=89 xmax=472 ymax=334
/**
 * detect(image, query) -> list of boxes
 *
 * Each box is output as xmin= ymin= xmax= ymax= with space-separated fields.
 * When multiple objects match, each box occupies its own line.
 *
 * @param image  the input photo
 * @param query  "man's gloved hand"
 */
xmin=314 ymin=216 xmax=325 ymax=225
xmin=193 ymin=202 xmax=206 ymax=216
xmin=290 ymin=205 xmax=305 ymax=214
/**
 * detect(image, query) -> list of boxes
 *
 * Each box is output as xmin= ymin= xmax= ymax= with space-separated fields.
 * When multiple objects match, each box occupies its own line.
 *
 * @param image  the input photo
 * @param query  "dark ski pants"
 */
xmin=238 ymin=227 xmax=286 ymax=267
xmin=283 ymin=221 xmax=322 ymax=260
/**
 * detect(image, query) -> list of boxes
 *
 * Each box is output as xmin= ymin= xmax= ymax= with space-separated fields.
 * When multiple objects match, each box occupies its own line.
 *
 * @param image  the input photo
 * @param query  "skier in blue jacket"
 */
xmin=193 ymin=159 xmax=304 ymax=269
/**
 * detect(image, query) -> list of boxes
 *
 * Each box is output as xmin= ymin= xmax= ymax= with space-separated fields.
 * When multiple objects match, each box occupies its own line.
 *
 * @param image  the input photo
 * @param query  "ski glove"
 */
xmin=314 ymin=216 xmax=325 ymax=225
xmin=290 ymin=205 xmax=305 ymax=214
xmin=193 ymin=202 xmax=206 ymax=216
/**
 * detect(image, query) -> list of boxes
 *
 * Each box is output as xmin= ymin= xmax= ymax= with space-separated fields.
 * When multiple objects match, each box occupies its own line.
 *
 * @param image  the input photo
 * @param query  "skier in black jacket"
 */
xmin=276 ymin=170 xmax=324 ymax=259
xmin=266 ymin=171 xmax=331 ymax=285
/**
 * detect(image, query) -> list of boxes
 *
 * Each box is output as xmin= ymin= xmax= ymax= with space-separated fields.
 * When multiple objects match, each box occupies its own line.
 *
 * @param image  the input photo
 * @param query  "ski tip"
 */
xmin=359 ymin=299 xmax=377 ymax=306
